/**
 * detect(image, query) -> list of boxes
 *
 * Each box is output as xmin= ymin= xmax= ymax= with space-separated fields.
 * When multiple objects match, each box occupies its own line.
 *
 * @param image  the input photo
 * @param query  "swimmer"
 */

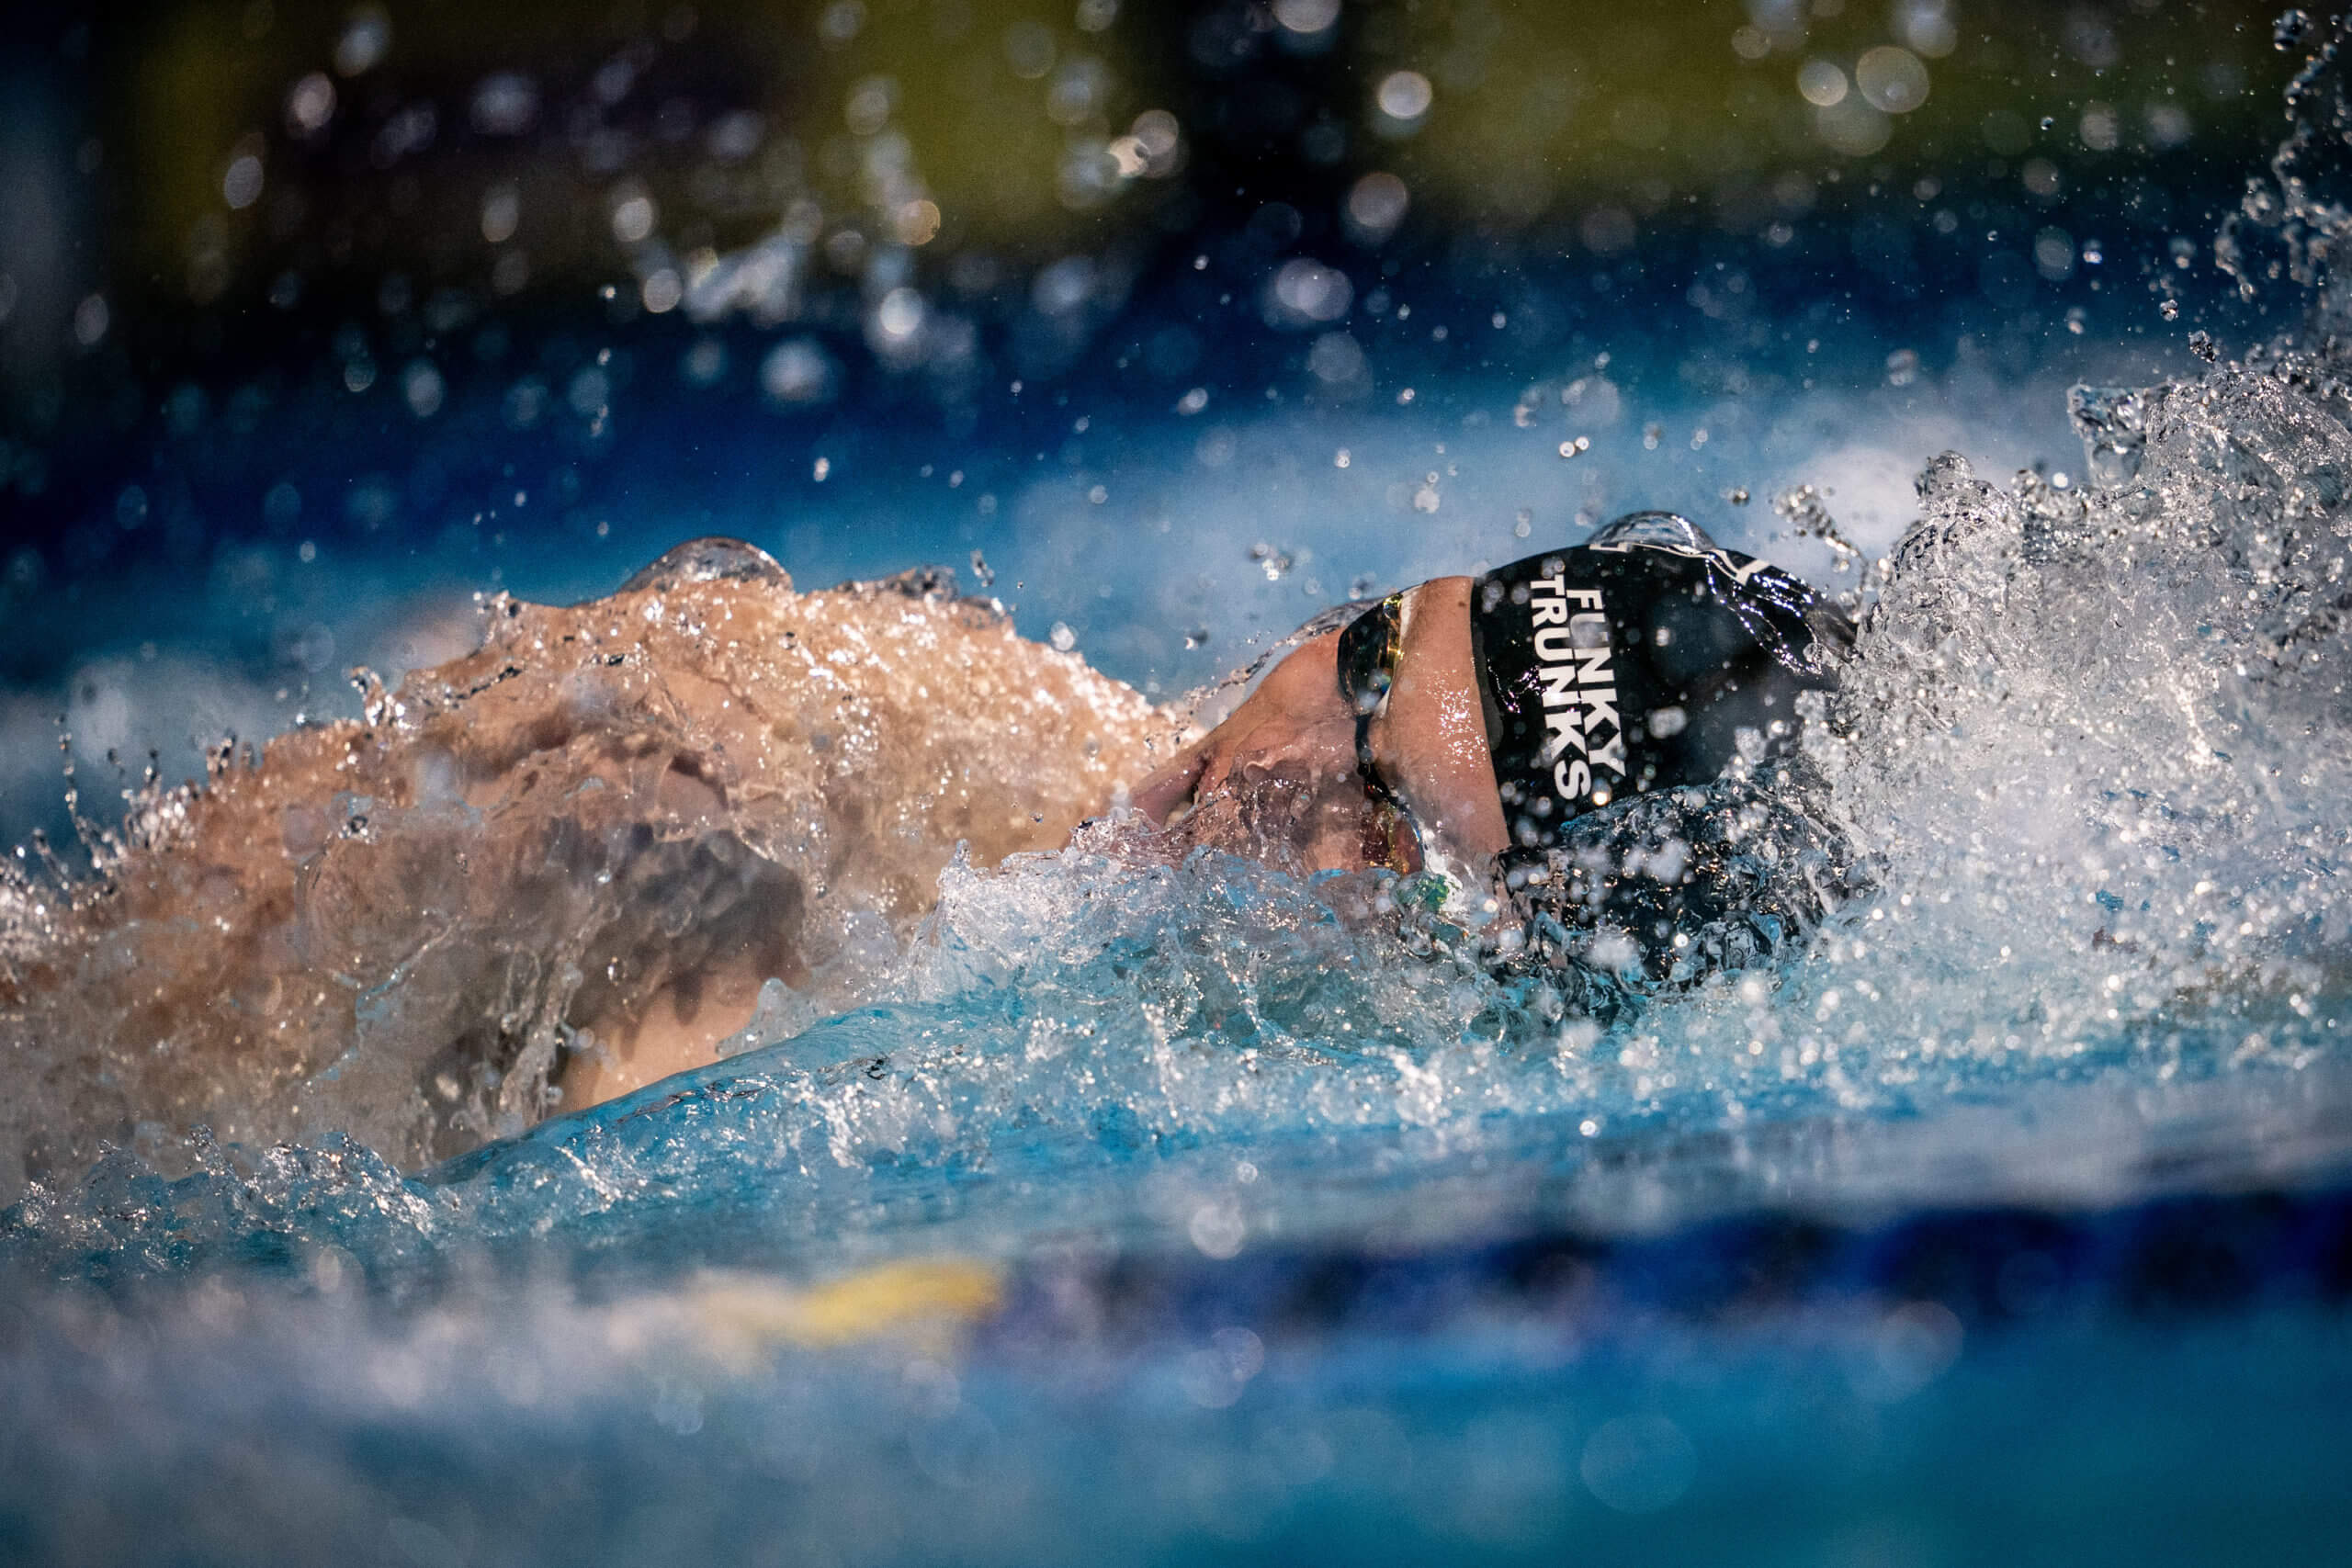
xmin=0 ymin=515 xmax=1849 ymax=1187
xmin=1137 ymin=509 xmax=1856 ymax=983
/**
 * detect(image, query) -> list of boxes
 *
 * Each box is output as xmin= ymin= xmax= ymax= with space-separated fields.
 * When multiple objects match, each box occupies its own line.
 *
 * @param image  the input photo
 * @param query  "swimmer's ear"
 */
xmin=1132 ymin=747 xmax=1211 ymax=826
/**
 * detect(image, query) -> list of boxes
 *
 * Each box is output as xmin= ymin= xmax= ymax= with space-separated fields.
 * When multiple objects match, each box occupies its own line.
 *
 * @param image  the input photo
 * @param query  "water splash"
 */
xmin=2222 ymin=10 xmax=2352 ymax=366
xmin=1814 ymin=365 xmax=2352 ymax=1089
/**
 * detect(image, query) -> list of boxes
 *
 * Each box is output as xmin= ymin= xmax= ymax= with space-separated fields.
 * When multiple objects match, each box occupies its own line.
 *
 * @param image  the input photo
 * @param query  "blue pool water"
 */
xmin=10 ymin=11 xmax=2352 ymax=1564
xmin=10 ymin=338 xmax=2352 ymax=1556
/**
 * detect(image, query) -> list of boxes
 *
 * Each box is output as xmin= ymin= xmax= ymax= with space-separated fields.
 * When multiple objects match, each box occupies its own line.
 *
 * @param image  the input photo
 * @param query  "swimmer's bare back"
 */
xmin=0 ymin=544 xmax=1170 ymax=1186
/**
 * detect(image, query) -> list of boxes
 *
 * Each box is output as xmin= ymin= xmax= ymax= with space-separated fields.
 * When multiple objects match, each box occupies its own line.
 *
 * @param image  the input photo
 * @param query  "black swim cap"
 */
xmin=1470 ymin=512 xmax=1849 ymax=850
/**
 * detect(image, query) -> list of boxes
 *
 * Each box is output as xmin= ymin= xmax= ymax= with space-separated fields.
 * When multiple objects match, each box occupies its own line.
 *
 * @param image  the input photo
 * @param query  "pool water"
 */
xmin=11 ymin=343 xmax=2352 ymax=1557
xmin=9 ymin=12 xmax=2352 ymax=1566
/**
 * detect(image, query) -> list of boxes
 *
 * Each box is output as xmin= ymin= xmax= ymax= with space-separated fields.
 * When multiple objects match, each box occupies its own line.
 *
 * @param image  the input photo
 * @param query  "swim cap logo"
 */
xmin=1526 ymin=563 xmax=1623 ymax=807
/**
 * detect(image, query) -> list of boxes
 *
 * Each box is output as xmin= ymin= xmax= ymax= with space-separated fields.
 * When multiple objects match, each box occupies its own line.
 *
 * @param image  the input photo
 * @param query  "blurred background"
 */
xmin=0 ymin=0 xmax=2299 ymax=844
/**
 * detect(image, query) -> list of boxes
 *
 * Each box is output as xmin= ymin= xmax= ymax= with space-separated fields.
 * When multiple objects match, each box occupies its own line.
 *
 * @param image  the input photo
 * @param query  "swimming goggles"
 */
xmin=1338 ymin=590 xmax=1487 ymax=915
xmin=1336 ymin=591 xmax=1409 ymax=818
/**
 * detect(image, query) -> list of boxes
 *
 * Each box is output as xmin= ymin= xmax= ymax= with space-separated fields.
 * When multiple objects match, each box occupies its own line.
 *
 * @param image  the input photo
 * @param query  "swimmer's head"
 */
xmin=1134 ymin=512 xmax=1849 ymax=887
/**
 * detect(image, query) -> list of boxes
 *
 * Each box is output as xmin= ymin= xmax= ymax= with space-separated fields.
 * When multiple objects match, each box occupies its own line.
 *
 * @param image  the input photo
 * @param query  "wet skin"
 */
xmin=1134 ymin=577 xmax=1508 ymax=877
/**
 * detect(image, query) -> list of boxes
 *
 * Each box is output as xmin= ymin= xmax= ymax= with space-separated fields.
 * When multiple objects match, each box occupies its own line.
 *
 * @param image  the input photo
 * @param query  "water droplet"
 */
xmin=1375 ymin=71 xmax=1432 ymax=123
xmin=1796 ymin=60 xmax=1849 ymax=108
xmin=480 ymin=182 xmax=520 ymax=243
xmin=1272 ymin=0 xmax=1338 ymax=33
xmin=285 ymin=72 xmax=336 ymax=136
xmin=610 ymin=189 xmax=657 ymax=244
xmin=222 ymin=154 xmax=264 ymax=210
xmin=334 ymin=6 xmax=390 ymax=75
xmin=1346 ymin=172 xmax=1409 ymax=243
